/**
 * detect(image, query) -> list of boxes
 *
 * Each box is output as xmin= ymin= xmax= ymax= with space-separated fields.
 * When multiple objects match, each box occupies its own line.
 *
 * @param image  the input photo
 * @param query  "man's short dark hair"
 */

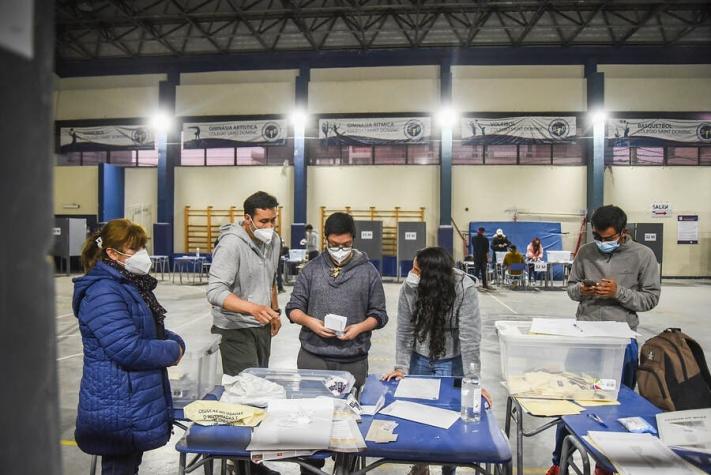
xmin=305 ymin=224 xmax=313 ymax=231
xmin=478 ymin=227 xmax=485 ymax=233
xmin=244 ymin=191 xmax=279 ymax=217
xmin=591 ymin=205 xmax=627 ymax=234
xmin=510 ymin=244 xmax=517 ymax=252
xmin=325 ymin=212 xmax=355 ymax=238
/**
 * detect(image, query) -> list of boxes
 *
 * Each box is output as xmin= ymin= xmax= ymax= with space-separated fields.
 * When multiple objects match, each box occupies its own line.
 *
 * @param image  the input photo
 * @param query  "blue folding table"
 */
xmin=560 ymin=387 xmax=711 ymax=475
xmin=349 ymin=375 xmax=512 ymax=475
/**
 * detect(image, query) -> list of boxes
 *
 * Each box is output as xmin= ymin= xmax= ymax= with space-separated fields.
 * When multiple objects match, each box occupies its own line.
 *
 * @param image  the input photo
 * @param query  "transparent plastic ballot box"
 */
xmin=495 ymin=321 xmax=629 ymax=401
xmin=168 ymin=334 xmax=222 ymax=405
xmin=242 ymin=368 xmax=356 ymax=399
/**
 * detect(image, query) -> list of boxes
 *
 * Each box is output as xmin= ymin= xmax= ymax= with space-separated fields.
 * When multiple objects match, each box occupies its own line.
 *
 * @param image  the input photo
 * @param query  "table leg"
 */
xmin=560 ymin=435 xmax=591 ymax=475
xmin=505 ymin=397 xmax=513 ymax=438
xmin=220 ymin=459 xmax=226 ymax=475
xmin=90 ymin=455 xmax=97 ymax=475
xmin=179 ymin=453 xmax=186 ymax=475
xmin=203 ymin=455 xmax=214 ymax=475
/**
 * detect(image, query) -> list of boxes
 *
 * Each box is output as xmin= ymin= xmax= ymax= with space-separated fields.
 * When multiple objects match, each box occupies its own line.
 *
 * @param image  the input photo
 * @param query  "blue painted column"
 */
xmin=98 ymin=163 xmax=125 ymax=222
xmin=155 ymin=72 xmax=179 ymax=256
xmin=586 ymin=64 xmax=605 ymax=218
xmin=291 ymin=66 xmax=309 ymax=249
xmin=438 ymin=60 xmax=454 ymax=254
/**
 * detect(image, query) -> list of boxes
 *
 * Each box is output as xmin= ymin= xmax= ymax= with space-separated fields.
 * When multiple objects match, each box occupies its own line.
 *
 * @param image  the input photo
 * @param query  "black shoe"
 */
xmin=250 ymin=461 xmax=281 ymax=475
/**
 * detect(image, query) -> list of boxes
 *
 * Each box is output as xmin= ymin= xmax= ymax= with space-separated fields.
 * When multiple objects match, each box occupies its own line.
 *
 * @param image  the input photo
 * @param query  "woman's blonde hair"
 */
xmin=81 ymin=219 xmax=148 ymax=272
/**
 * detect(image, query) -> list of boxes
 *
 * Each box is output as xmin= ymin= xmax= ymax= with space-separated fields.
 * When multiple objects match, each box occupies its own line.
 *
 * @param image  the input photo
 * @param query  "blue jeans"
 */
xmin=101 ymin=452 xmax=143 ymax=475
xmin=410 ymin=352 xmax=462 ymax=475
xmin=551 ymin=339 xmax=638 ymax=465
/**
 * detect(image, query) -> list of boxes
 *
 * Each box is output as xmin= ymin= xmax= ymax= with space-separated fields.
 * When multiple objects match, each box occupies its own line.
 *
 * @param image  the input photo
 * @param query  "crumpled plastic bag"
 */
xmin=184 ymin=400 xmax=266 ymax=426
xmin=219 ymin=372 xmax=287 ymax=407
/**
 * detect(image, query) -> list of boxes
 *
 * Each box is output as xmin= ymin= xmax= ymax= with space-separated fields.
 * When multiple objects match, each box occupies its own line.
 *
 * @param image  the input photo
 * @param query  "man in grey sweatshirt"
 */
xmin=286 ymin=212 xmax=388 ymax=389
xmin=548 ymin=205 xmax=661 ymax=474
xmin=207 ymin=192 xmax=282 ymax=377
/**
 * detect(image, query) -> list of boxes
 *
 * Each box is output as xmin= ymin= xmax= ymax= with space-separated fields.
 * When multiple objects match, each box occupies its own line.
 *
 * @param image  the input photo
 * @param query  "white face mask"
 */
xmin=248 ymin=218 xmax=275 ymax=244
xmin=328 ymin=246 xmax=352 ymax=265
xmin=116 ymin=248 xmax=152 ymax=275
xmin=405 ymin=271 xmax=420 ymax=287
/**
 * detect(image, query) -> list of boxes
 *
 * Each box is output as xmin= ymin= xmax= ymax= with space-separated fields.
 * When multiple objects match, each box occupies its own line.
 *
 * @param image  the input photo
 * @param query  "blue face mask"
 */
xmin=595 ymin=239 xmax=620 ymax=254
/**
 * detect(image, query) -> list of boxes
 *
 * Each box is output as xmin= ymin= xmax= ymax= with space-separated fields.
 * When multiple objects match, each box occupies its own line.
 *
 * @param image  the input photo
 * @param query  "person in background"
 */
xmin=286 ymin=212 xmax=388 ymax=475
xmin=276 ymin=244 xmax=289 ymax=293
xmin=383 ymin=247 xmax=492 ymax=475
xmin=470 ymin=227 xmax=492 ymax=290
xmin=304 ymin=224 xmax=320 ymax=261
xmin=73 ymin=219 xmax=185 ymax=475
xmin=503 ymin=245 xmax=525 ymax=276
xmin=526 ymin=236 xmax=544 ymax=284
xmin=491 ymin=228 xmax=511 ymax=256
xmin=546 ymin=205 xmax=661 ymax=475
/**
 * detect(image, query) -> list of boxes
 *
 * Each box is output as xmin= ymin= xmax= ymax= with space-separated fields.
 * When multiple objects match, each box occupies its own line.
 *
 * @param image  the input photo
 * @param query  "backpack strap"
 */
xmin=686 ymin=336 xmax=711 ymax=390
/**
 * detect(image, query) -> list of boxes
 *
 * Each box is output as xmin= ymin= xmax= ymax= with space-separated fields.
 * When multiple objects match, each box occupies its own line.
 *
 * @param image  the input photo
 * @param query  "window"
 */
xmin=80 ymin=151 xmax=108 ymax=165
xmin=553 ymin=142 xmax=585 ymax=165
xmin=631 ymin=147 xmax=664 ymax=166
xmin=266 ymin=139 xmax=294 ymax=166
xmin=138 ymin=149 xmax=159 ymax=167
xmin=235 ymin=147 xmax=266 ymax=166
xmin=181 ymin=148 xmax=205 ymax=166
xmin=452 ymin=143 xmax=484 ymax=165
xmin=408 ymin=143 xmax=440 ymax=165
xmin=519 ymin=144 xmax=552 ymax=165
xmin=610 ymin=147 xmax=631 ymax=165
xmin=345 ymin=146 xmax=373 ymax=165
xmin=206 ymin=148 xmax=238 ymax=166
xmin=374 ymin=145 xmax=406 ymax=165
xmin=701 ymin=147 xmax=711 ymax=165
xmin=108 ymin=150 xmax=136 ymax=166
xmin=667 ymin=147 xmax=699 ymax=166
xmin=56 ymin=152 xmax=81 ymax=166
xmin=485 ymin=145 xmax=517 ymax=165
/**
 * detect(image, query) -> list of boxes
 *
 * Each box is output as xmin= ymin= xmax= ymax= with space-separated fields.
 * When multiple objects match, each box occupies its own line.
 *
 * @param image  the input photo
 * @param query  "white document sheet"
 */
xmin=361 ymin=394 xmax=386 ymax=416
xmin=658 ymin=409 xmax=711 ymax=454
xmin=586 ymin=431 xmax=705 ymax=475
xmin=529 ymin=318 xmax=639 ymax=338
xmin=379 ymin=400 xmax=459 ymax=429
xmin=394 ymin=378 xmax=441 ymax=400
xmin=324 ymin=314 xmax=347 ymax=335
xmin=247 ymin=398 xmax=334 ymax=451
xmin=329 ymin=420 xmax=367 ymax=452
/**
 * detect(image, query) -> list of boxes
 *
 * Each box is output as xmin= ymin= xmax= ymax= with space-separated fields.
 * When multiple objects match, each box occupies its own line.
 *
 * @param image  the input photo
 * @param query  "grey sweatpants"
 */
xmin=211 ymin=325 xmax=271 ymax=376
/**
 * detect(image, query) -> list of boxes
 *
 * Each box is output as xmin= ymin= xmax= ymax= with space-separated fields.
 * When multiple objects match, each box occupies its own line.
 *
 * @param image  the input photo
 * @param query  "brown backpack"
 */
xmin=638 ymin=328 xmax=711 ymax=412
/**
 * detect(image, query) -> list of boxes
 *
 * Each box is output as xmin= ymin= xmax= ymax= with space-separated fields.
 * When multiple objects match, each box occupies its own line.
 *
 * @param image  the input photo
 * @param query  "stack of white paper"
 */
xmin=529 ymin=318 xmax=639 ymax=339
xmin=586 ymin=431 xmax=704 ymax=475
xmin=247 ymin=398 xmax=334 ymax=451
xmin=394 ymin=378 xmax=441 ymax=400
xmin=658 ymin=409 xmax=711 ymax=454
xmin=379 ymin=400 xmax=460 ymax=429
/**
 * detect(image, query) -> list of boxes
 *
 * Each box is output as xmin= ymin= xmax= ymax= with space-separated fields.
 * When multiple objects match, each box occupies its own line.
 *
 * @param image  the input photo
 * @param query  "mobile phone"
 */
xmin=582 ymin=279 xmax=598 ymax=287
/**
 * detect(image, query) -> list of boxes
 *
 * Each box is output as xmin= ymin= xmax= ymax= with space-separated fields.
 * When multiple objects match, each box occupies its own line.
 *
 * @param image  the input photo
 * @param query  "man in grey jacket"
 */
xmin=207 ymin=191 xmax=282 ymax=377
xmin=286 ymin=212 xmax=388 ymax=389
xmin=547 ymin=205 xmax=660 ymax=475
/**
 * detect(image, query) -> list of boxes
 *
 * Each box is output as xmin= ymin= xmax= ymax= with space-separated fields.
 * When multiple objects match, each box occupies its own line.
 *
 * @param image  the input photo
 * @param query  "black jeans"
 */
xmin=474 ymin=259 xmax=488 ymax=287
xmin=211 ymin=325 xmax=272 ymax=376
xmin=101 ymin=452 xmax=143 ymax=475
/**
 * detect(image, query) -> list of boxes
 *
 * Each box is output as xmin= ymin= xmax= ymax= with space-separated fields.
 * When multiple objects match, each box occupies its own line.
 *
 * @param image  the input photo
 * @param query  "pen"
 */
xmin=587 ymin=413 xmax=608 ymax=428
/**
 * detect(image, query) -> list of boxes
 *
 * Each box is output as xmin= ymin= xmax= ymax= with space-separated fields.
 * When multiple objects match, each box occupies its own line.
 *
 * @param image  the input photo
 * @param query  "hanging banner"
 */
xmin=461 ymin=116 xmax=577 ymax=144
xmin=182 ymin=119 xmax=287 ymax=149
xmin=318 ymin=117 xmax=431 ymax=145
xmin=607 ymin=118 xmax=711 ymax=145
xmin=59 ymin=125 xmax=155 ymax=152
xmin=677 ymin=215 xmax=699 ymax=245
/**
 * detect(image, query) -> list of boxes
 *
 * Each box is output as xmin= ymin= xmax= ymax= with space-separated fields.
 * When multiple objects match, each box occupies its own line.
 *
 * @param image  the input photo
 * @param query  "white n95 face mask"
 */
xmin=405 ymin=271 xmax=420 ymax=287
xmin=123 ymin=249 xmax=152 ymax=275
xmin=328 ymin=247 xmax=352 ymax=265
xmin=253 ymin=227 xmax=275 ymax=245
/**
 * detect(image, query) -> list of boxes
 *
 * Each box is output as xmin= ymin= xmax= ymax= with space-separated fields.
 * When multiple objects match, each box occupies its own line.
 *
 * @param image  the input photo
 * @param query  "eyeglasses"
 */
xmin=592 ymin=232 xmax=620 ymax=242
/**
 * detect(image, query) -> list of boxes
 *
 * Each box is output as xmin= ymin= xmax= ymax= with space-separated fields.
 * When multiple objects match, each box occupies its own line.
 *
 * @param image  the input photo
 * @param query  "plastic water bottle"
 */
xmin=461 ymin=363 xmax=482 ymax=423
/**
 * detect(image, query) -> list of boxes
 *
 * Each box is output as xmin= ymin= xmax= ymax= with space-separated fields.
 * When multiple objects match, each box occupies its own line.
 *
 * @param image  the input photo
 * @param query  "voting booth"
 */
xmin=396 ymin=222 xmax=426 ymax=279
xmin=53 ymin=217 xmax=87 ymax=275
xmin=355 ymin=220 xmax=383 ymax=271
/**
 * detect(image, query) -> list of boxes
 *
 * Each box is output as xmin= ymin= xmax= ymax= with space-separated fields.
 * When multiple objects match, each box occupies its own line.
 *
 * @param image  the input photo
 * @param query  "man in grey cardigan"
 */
xmin=286 ymin=212 xmax=388 ymax=389
xmin=207 ymin=191 xmax=282 ymax=377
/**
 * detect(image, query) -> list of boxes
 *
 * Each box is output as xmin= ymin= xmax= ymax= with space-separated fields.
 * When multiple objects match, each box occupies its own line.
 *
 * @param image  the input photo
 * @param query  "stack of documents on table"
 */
xmin=379 ymin=400 xmax=460 ymax=429
xmin=506 ymin=370 xmax=614 ymax=401
xmin=529 ymin=318 xmax=639 ymax=339
xmin=658 ymin=409 xmax=711 ymax=455
xmin=365 ymin=420 xmax=398 ymax=443
xmin=516 ymin=398 xmax=584 ymax=417
xmin=248 ymin=397 xmax=366 ymax=460
xmin=394 ymin=378 xmax=441 ymax=400
xmin=585 ymin=431 xmax=705 ymax=474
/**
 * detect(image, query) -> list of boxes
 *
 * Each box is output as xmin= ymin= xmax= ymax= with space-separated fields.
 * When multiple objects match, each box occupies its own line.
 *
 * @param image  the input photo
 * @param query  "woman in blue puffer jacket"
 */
xmin=73 ymin=219 xmax=185 ymax=474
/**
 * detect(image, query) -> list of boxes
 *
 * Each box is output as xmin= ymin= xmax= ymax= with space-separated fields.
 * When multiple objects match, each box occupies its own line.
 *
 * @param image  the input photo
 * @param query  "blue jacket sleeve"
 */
xmin=165 ymin=329 xmax=186 ymax=352
xmin=80 ymin=286 xmax=181 ymax=370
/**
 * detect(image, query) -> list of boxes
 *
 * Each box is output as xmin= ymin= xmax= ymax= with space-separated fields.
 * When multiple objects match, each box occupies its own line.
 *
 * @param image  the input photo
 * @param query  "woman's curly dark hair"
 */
xmin=413 ymin=247 xmax=456 ymax=359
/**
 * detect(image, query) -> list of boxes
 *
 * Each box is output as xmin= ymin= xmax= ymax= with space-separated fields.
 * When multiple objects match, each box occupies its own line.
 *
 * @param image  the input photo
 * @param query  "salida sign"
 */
xmin=651 ymin=202 xmax=672 ymax=218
